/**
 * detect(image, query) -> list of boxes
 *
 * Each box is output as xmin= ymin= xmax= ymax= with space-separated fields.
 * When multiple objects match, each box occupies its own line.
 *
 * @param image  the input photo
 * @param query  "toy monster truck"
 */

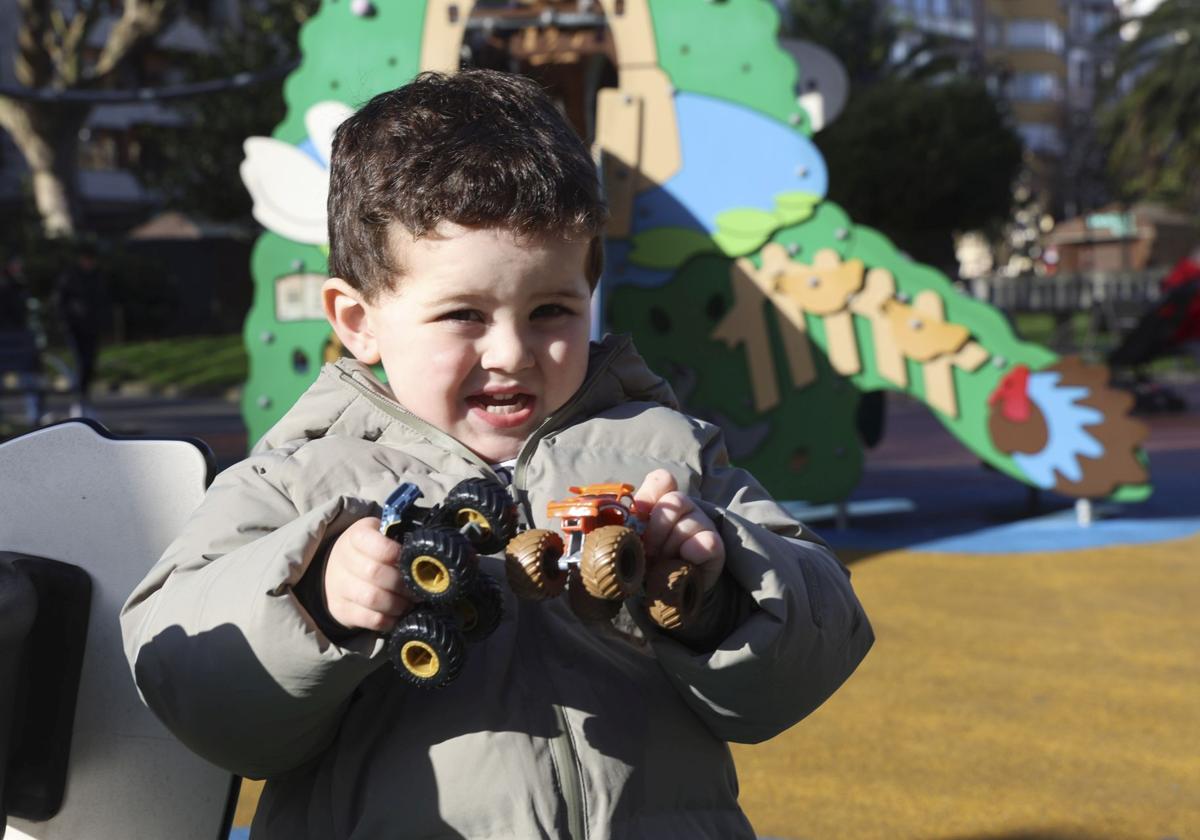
xmin=380 ymin=477 xmax=518 ymax=688
xmin=504 ymin=483 xmax=702 ymax=630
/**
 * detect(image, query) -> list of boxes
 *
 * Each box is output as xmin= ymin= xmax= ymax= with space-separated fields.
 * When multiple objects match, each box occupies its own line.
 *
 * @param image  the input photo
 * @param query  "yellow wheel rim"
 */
xmin=400 ymin=641 xmax=440 ymax=679
xmin=413 ymin=555 xmax=451 ymax=594
xmin=457 ymin=508 xmax=491 ymax=535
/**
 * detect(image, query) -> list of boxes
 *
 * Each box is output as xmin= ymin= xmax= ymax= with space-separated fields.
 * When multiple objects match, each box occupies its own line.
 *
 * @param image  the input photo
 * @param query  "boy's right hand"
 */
xmin=325 ymin=517 xmax=413 ymax=633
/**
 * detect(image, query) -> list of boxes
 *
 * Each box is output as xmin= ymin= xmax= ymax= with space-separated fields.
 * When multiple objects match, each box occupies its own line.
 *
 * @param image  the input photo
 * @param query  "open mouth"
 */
xmin=466 ymin=392 xmax=536 ymax=428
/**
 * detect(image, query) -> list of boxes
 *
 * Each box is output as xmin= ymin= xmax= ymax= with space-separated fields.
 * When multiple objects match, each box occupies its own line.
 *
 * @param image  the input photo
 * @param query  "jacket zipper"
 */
xmin=510 ymin=337 xmax=627 ymax=840
xmin=549 ymin=704 xmax=586 ymax=840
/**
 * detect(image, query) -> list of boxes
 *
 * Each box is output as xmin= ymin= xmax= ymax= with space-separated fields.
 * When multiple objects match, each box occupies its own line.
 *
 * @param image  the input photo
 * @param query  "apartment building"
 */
xmin=886 ymin=0 xmax=1121 ymax=217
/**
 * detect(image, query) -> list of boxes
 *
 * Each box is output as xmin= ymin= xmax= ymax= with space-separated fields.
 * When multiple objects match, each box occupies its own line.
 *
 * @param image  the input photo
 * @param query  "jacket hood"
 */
xmin=253 ymin=333 xmax=679 ymax=455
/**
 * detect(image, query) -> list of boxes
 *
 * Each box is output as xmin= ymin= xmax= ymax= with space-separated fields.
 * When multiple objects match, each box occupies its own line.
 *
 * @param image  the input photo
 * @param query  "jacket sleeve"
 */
xmin=119 ymin=448 xmax=388 ymax=779
xmin=636 ymin=424 xmax=874 ymax=744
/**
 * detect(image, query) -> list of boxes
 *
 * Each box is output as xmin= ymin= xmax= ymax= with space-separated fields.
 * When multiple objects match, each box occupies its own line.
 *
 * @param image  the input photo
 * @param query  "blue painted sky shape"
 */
xmin=1013 ymin=371 xmax=1106 ymax=490
xmin=628 ymin=92 xmax=829 ymax=236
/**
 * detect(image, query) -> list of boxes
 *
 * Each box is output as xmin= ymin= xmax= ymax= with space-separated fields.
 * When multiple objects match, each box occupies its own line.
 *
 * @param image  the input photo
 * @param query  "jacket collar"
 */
xmin=252 ymin=334 xmax=678 ymax=459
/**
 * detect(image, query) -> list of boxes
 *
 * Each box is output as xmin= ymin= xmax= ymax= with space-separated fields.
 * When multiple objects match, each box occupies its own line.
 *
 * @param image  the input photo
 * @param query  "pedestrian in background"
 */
xmin=0 ymin=255 xmax=30 ymax=331
xmin=54 ymin=242 xmax=111 ymax=417
xmin=0 ymin=255 xmax=45 ymax=425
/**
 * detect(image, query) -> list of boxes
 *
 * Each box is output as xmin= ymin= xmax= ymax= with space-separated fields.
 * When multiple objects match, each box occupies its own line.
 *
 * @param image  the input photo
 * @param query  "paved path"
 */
xmin=812 ymin=380 xmax=1200 ymax=552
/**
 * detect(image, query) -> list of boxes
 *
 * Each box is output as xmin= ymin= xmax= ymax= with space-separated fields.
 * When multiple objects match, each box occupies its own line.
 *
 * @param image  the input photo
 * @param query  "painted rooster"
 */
xmin=987 ymin=357 xmax=1149 ymax=498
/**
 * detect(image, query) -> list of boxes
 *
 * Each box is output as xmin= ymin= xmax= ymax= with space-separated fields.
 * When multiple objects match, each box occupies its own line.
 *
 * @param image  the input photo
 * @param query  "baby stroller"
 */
xmin=1106 ymin=255 xmax=1200 ymax=413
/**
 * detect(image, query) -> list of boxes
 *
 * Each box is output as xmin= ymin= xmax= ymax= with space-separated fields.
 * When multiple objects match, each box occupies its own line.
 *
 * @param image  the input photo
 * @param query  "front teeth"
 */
xmin=480 ymin=393 xmax=525 ymax=414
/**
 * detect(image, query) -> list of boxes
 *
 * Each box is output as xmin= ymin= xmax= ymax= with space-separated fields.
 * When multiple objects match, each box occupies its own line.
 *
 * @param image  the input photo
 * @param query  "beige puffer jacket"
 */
xmin=121 ymin=334 xmax=873 ymax=840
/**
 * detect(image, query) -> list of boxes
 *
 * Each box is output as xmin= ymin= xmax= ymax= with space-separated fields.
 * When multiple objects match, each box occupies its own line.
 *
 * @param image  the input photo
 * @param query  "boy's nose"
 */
xmin=480 ymin=324 xmax=535 ymax=373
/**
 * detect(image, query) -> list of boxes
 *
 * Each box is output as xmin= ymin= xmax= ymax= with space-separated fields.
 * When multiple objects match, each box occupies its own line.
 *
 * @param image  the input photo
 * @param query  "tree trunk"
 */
xmin=0 ymin=96 xmax=89 ymax=238
xmin=0 ymin=0 xmax=174 ymax=237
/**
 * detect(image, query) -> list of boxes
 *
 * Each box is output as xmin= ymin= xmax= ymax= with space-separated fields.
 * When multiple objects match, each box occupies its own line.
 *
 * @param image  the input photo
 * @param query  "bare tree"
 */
xmin=0 ymin=0 xmax=175 ymax=237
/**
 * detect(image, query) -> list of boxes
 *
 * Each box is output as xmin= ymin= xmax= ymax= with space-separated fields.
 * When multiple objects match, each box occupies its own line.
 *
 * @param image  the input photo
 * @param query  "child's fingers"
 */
xmin=678 ymin=529 xmax=724 ymax=564
xmin=327 ymin=571 xmax=410 ymax=631
xmin=347 ymin=519 xmax=403 ymax=565
xmin=677 ymin=532 xmax=726 ymax=591
xmin=659 ymin=508 xmax=717 ymax=561
xmin=328 ymin=599 xmax=401 ymax=634
xmin=343 ymin=576 xmax=410 ymax=616
xmin=641 ymin=491 xmax=693 ymax=558
xmin=345 ymin=549 xmax=406 ymax=595
xmin=633 ymin=469 xmax=677 ymax=516
xmin=325 ymin=519 xmax=412 ymax=632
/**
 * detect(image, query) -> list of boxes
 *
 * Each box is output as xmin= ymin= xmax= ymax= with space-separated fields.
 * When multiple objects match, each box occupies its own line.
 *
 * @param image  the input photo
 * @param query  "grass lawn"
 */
xmin=97 ymin=334 xmax=247 ymax=397
xmin=1010 ymin=312 xmax=1197 ymax=378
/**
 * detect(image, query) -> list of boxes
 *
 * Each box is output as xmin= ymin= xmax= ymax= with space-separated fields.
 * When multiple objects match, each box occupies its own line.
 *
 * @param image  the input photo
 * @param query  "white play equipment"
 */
xmin=0 ymin=420 xmax=235 ymax=840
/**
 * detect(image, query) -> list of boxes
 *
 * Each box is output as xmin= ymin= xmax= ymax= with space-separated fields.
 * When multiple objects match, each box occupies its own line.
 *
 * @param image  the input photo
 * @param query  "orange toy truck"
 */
xmin=504 ymin=483 xmax=701 ymax=629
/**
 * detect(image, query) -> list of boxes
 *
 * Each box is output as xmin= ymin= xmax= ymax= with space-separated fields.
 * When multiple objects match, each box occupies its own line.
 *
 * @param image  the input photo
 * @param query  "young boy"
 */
xmin=121 ymin=70 xmax=873 ymax=839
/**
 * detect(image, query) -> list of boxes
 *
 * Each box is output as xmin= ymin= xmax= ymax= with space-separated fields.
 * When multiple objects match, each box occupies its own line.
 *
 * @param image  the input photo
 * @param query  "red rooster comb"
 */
xmin=988 ymin=365 xmax=1032 ymax=423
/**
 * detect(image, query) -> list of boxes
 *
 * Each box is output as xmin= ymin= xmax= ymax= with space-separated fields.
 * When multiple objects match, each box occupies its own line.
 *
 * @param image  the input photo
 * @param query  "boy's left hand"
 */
xmin=634 ymin=469 xmax=725 ymax=592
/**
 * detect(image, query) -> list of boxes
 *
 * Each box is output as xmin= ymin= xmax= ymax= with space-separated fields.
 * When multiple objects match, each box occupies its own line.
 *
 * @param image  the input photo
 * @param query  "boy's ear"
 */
xmin=322 ymin=278 xmax=381 ymax=365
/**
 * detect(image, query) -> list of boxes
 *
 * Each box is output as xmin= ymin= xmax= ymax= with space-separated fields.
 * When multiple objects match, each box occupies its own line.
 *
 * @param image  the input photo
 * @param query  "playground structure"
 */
xmin=238 ymin=0 xmax=1151 ymax=507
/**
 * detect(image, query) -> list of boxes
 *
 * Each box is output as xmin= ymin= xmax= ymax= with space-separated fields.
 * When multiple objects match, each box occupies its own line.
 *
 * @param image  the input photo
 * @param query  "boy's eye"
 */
xmin=531 ymin=304 xmax=574 ymax=319
xmin=442 ymin=309 xmax=483 ymax=322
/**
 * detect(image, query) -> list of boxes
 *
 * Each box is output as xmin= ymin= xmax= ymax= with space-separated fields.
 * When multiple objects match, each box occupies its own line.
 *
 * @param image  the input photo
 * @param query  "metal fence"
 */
xmin=968 ymin=270 xmax=1164 ymax=314
xmin=966 ymin=269 xmax=1168 ymax=355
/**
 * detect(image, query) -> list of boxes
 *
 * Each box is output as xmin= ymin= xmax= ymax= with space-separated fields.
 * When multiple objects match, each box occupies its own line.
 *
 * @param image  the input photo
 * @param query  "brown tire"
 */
xmin=504 ymin=529 xmax=567 ymax=600
xmin=579 ymin=525 xmax=645 ymax=600
xmin=644 ymin=558 xmax=702 ymax=630
xmin=567 ymin=567 xmax=622 ymax=623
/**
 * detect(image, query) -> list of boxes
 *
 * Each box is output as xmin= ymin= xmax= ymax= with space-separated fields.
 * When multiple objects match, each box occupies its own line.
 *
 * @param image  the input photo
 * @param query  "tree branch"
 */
xmin=44 ymin=4 xmax=99 ymax=87
xmin=14 ymin=0 xmax=52 ymax=88
xmin=89 ymin=0 xmax=176 ymax=83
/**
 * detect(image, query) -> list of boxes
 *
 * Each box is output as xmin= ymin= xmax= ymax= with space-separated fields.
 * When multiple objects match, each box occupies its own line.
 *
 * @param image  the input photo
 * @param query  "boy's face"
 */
xmin=325 ymin=223 xmax=593 ymax=463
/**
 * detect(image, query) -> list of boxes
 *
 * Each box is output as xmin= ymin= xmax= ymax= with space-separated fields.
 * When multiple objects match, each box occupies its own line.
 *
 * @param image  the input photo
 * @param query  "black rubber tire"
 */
xmin=644 ymin=557 xmax=702 ymax=630
xmin=580 ymin=525 xmax=645 ymax=600
xmin=455 ymin=572 xmax=505 ymax=643
xmin=504 ymin=529 xmax=568 ymax=600
xmin=400 ymin=527 xmax=477 ymax=605
xmin=441 ymin=477 xmax=519 ymax=554
xmin=386 ymin=608 xmax=466 ymax=688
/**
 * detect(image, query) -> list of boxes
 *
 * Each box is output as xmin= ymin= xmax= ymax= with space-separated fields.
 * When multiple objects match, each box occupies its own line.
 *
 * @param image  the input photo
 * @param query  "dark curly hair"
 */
xmin=327 ymin=70 xmax=608 ymax=301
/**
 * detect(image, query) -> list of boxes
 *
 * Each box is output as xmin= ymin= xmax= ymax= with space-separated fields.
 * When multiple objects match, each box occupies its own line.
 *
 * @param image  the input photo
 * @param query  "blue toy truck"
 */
xmin=379 ymin=477 xmax=518 ymax=688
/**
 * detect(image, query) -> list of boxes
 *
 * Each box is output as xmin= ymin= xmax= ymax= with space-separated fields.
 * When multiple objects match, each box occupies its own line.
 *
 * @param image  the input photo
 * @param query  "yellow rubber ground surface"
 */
xmin=733 ymin=535 xmax=1200 ymax=840
xmin=232 ymin=535 xmax=1198 ymax=837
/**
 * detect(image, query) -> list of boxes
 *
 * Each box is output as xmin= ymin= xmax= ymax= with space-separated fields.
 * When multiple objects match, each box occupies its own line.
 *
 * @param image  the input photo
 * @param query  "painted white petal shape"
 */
xmin=240 ymin=136 xmax=329 ymax=245
xmin=306 ymin=101 xmax=354 ymax=167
